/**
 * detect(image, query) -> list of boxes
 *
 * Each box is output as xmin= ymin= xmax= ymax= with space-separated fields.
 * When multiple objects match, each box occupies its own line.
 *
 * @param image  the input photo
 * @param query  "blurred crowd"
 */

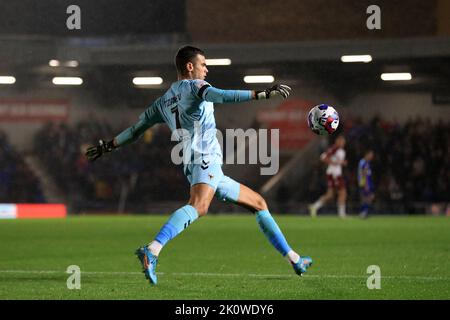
xmin=33 ymin=119 xmax=187 ymax=212
xmin=3 ymin=115 xmax=449 ymax=214
xmin=305 ymin=116 xmax=450 ymax=213
xmin=0 ymin=130 xmax=45 ymax=203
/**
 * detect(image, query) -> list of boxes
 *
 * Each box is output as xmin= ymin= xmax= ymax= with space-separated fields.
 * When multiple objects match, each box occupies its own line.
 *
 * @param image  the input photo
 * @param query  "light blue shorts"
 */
xmin=185 ymin=162 xmax=241 ymax=203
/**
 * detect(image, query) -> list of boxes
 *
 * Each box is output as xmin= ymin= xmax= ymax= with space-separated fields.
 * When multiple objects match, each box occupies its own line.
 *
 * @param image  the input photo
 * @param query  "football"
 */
xmin=307 ymin=104 xmax=340 ymax=135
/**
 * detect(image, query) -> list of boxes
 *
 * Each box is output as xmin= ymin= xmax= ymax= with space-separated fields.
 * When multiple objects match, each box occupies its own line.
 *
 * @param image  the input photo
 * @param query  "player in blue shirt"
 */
xmin=358 ymin=150 xmax=375 ymax=218
xmin=85 ymin=46 xmax=312 ymax=285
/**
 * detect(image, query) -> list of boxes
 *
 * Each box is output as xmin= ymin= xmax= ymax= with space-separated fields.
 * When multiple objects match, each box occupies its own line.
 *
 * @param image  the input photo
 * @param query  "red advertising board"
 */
xmin=0 ymin=99 xmax=69 ymax=121
xmin=0 ymin=204 xmax=67 ymax=219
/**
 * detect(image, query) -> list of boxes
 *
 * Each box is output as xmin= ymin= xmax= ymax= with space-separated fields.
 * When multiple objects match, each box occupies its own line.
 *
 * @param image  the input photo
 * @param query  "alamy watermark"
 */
xmin=366 ymin=265 xmax=381 ymax=289
xmin=66 ymin=265 xmax=81 ymax=289
xmin=169 ymin=122 xmax=279 ymax=176
xmin=67 ymin=5 xmax=81 ymax=30
xmin=366 ymin=5 xmax=381 ymax=30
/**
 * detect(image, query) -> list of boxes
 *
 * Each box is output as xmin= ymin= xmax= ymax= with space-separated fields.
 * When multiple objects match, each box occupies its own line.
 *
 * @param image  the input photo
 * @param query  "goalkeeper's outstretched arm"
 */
xmin=198 ymin=84 xmax=291 ymax=104
xmin=85 ymin=101 xmax=163 ymax=162
xmin=114 ymin=117 xmax=153 ymax=148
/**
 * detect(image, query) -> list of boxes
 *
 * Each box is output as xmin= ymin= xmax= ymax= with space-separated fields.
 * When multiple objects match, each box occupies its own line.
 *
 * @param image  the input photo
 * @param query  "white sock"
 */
xmin=148 ymin=241 xmax=162 ymax=256
xmin=338 ymin=203 xmax=346 ymax=217
xmin=285 ymin=250 xmax=300 ymax=264
xmin=313 ymin=199 xmax=324 ymax=210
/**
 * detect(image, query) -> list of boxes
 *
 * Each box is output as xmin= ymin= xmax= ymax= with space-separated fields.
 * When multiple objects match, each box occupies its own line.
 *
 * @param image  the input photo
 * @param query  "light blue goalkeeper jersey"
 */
xmin=115 ymin=79 xmax=252 ymax=172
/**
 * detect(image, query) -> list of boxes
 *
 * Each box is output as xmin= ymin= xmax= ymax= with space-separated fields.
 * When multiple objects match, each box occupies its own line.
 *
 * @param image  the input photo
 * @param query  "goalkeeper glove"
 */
xmin=85 ymin=139 xmax=116 ymax=162
xmin=255 ymin=84 xmax=291 ymax=100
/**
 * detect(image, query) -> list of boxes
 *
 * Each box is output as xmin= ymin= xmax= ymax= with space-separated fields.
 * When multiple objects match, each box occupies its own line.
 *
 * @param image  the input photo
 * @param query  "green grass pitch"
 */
xmin=0 ymin=215 xmax=449 ymax=299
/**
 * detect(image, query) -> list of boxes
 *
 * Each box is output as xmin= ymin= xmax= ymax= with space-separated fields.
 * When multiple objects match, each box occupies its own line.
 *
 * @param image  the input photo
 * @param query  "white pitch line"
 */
xmin=0 ymin=270 xmax=449 ymax=281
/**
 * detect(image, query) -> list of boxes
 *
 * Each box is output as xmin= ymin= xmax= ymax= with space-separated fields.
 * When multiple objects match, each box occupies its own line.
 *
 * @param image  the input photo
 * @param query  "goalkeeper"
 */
xmin=86 ymin=45 xmax=312 ymax=285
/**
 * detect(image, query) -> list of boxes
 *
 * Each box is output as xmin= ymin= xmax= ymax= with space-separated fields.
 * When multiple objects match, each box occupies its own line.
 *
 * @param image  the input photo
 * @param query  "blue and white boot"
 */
xmin=292 ymin=256 xmax=313 ymax=276
xmin=135 ymin=246 xmax=158 ymax=285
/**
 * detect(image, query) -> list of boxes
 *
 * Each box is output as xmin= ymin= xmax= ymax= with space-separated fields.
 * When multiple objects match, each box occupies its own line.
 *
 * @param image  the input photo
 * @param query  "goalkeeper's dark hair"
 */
xmin=175 ymin=45 xmax=205 ymax=75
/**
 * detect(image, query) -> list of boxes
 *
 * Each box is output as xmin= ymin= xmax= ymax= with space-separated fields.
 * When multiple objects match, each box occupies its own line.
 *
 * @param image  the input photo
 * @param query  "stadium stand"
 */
xmin=33 ymin=120 xmax=187 ymax=213
xmin=0 ymin=129 xmax=46 ymax=203
xmin=28 ymin=116 xmax=449 ymax=215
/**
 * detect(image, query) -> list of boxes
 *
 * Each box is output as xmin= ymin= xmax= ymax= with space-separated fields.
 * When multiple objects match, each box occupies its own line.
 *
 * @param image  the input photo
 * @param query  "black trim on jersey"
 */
xmin=197 ymin=84 xmax=211 ymax=99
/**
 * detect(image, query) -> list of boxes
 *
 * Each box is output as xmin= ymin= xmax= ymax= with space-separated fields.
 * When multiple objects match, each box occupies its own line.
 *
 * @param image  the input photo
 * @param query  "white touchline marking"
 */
xmin=0 ymin=270 xmax=448 ymax=281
